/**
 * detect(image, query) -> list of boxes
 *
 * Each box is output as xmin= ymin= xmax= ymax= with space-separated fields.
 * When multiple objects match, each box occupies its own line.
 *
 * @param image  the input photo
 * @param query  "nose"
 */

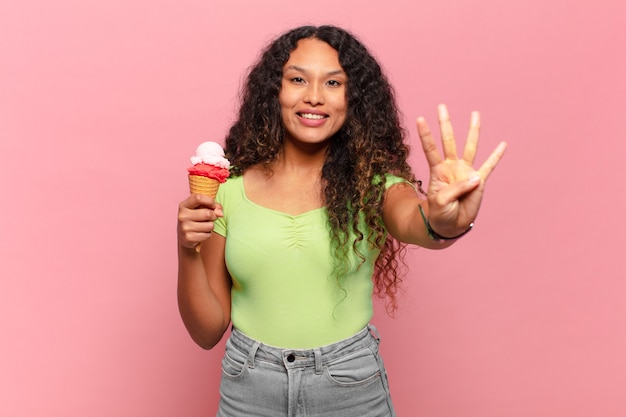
xmin=304 ymin=82 xmax=324 ymax=105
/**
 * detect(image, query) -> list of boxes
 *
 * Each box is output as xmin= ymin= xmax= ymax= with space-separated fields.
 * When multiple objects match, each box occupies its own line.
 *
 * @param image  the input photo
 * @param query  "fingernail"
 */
xmin=469 ymin=174 xmax=481 ymax=184
xmin=438 ymin=104 xmax=449 ymax=119
xmin=471 ymin=111 xmax=480 ymax=126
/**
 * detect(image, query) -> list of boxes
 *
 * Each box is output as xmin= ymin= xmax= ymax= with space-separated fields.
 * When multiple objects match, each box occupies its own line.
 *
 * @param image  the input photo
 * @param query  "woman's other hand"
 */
xmin=177 ymin=194 xmax=224 ymax=250
xmin=417 ymin=104 xmax=507 ymax=238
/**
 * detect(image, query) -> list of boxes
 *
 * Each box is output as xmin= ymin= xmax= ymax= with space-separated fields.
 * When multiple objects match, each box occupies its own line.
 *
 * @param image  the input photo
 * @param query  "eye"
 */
xmin=290 ymin=77 xmax=305 ymax=84
xmin=327 ymin=79 xmax=343 ymax=87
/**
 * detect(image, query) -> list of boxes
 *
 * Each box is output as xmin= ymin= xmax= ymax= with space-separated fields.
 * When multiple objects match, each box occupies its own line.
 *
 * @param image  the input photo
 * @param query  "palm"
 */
xmin=417 ymin=105 xmax=507 ymax=236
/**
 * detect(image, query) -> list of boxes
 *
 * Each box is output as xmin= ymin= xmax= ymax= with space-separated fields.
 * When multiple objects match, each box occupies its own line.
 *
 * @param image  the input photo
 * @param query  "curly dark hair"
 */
xmin=224 ymin=25 xmax=416 ymax=311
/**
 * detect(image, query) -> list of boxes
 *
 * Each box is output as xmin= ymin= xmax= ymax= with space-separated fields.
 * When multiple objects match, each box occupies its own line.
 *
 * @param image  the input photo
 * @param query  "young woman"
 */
xmin=177 ymin=25 xmax=506 ymax=416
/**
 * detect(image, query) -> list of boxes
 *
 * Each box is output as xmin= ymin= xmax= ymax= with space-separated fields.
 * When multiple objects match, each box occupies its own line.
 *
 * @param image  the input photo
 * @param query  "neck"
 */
xmin=273 ymin=141 xmax=328 ymax=175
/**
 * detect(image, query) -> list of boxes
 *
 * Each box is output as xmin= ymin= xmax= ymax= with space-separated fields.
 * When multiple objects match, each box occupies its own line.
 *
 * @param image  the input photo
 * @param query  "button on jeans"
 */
xmin=217 ymin=325 xmax=397 ymax=417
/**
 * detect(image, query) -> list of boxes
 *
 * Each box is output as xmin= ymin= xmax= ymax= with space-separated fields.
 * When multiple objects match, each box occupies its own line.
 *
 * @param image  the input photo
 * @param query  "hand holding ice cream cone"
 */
xmin=187 ymin=141 xmax=230 ymax=252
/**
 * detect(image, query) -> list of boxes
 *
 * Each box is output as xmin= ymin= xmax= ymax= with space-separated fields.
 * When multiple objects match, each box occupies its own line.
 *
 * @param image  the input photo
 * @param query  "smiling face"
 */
xmin=279 ymin=38 xmax=348 ymax=149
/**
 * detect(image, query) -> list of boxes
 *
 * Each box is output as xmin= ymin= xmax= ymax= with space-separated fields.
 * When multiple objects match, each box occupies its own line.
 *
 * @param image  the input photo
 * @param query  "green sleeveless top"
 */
xmin=213 ymin=174 xmax=408 ymax=348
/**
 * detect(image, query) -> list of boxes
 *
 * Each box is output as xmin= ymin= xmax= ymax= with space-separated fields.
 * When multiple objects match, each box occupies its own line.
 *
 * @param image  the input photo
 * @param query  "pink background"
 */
xmin=2 ymin=0 xmax=625 ymax=416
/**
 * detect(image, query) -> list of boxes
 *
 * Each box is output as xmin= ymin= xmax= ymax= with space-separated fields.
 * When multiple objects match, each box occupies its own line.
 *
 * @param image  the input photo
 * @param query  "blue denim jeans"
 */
xmin=216 ymin=325 xmax=397 ymax=417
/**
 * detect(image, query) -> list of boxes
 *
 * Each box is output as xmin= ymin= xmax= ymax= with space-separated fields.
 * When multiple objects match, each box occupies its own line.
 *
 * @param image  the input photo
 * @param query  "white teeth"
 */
xmin=300 ymin=113 xmax=325 ymax=120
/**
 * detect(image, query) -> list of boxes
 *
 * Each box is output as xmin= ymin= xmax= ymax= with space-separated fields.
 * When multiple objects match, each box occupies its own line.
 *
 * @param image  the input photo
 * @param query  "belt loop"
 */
xmin=314 ymin=348 xmax=323 ymax=375
xmin=247 ymin=341 xmax=261 ymax=369
xmin=368 ymin=324 xmax=381 ymax=344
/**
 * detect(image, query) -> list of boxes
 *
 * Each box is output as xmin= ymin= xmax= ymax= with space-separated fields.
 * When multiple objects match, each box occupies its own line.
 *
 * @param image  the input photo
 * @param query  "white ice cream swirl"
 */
xmin=190 ymin=141 xmax=230 ymax=168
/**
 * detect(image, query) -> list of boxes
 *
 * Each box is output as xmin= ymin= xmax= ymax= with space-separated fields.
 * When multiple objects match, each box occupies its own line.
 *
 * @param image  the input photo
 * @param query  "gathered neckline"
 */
xmin=240 ymin=176 xmax=326 ymax=218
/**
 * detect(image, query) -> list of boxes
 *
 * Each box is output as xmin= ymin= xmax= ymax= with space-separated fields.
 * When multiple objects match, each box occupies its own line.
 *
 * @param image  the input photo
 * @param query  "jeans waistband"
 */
xmin=228 ymin=325 xmax=381 ymax=373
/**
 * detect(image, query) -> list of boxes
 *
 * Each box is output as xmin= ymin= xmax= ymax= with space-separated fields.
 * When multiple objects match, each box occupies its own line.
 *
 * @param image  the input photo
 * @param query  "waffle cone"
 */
xmin=188 ymin=175 xmax=220 ymax=197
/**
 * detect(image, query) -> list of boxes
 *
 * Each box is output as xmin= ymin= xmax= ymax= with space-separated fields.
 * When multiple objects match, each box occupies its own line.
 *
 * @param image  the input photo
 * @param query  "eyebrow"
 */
xmin=285 ymin=65 xmax=345 ymax=76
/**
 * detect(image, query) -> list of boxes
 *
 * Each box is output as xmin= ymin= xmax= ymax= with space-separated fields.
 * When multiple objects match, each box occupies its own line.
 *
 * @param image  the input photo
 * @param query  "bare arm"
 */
xmin=383 ymin=183 xmax=455 ymax=249
xmin=177 ymin=194 xmax=231 ymax=349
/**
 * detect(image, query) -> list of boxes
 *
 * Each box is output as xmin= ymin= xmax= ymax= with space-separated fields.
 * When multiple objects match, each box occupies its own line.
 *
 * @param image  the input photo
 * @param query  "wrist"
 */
xmin=178 ymin=239 xmax=202 ymax=255
xmin=418 ymin=205 xmax=473 ymax=242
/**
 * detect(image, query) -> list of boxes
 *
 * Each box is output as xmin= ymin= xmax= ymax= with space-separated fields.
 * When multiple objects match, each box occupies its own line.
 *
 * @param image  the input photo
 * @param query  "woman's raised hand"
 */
xmin=417 ymin=104 xmax=507 ymax=238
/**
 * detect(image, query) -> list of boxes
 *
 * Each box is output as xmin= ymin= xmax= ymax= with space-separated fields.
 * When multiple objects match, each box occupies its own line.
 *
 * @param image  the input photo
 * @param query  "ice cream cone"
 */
xmin=188 ymin=174 xmax=220 ymax=197
xmin=187 ymin=141 xmax=230 ymax=253
xmin=188 ymin=175 xmax=221 ymax=253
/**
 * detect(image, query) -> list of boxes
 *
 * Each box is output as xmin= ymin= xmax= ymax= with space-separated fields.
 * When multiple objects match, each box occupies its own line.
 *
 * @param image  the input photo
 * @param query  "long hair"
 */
xmin=224 ymin=25 xmax=415 ymax=311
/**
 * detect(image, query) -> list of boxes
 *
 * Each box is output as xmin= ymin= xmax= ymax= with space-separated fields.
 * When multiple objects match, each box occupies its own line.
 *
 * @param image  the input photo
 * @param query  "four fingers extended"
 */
xmin=417 ymin=104 xmax=506 ymax=182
